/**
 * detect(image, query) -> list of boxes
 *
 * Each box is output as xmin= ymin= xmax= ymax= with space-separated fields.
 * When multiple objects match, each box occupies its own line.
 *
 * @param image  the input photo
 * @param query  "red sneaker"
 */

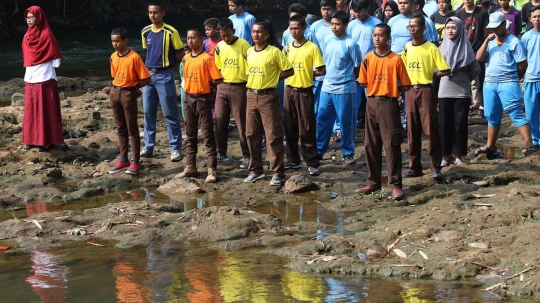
xmin=126 ymin=162 xmax=141 ymax=175
xmin=109 ymin=161 xmax=130 ymax=174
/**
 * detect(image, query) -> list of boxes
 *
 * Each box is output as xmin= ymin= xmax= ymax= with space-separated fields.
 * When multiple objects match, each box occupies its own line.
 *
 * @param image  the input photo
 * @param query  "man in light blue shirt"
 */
xmin=472 ymin=12 xmax=538 ymax=158
xmin=310 ymin=0 xmax=337 ymax=118
xmin=317 ymin=10 xmax=362 ymax=165
xmin=228 ymin=0 xmax=256 ymax=45
xmin=282 ymin=3 xmax=316 ymax=47
xmin=521 ymin=6 xmax=540 ymax=146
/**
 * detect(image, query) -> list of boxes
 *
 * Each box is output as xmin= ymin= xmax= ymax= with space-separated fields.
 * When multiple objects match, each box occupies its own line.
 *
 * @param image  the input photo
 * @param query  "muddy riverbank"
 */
xmin=1 ymin=79 xmax=540 ymax=301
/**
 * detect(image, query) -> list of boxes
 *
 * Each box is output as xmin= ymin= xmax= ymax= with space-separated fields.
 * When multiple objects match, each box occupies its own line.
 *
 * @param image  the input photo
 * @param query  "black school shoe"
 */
xmin=403 ymin=170 xmax=422 ymax=178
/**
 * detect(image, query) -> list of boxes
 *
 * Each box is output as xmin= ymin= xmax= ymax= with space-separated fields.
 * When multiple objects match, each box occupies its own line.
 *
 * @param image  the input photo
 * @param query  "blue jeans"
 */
xmin=316 ymin=91 xmax=355 ymax=157
xmin=524 ymin=81 xmax=540 ymax=146
xmin=483 ymin=81 xmax=528 ymax=128
xmin=142 ymin=69 xmax=182 ymax=151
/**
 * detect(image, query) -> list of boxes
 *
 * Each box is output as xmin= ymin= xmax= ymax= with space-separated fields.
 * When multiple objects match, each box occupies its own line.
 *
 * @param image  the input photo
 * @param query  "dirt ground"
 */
xmin=1 ymin=80 xmax=540 ymax=300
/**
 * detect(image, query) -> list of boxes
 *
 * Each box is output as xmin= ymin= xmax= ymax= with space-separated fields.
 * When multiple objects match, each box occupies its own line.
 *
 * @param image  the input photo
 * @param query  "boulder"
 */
xmin=283 ymin=174 xmax=319 ymax=194
xmin=46 ymin=168 xmax=62 ymax=178
xmin=95 ymin=161 xmax=110 ymax=173
xmin=11 ymin=93 xmax=24 ymax=107
xmin=158 ymin=178 xmax=204 ymax=195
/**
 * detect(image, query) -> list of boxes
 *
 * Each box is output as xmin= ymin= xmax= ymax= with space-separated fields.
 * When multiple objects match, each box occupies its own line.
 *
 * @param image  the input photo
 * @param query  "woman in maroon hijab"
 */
xmin=22 ymin=6 xmax=63 ymax=151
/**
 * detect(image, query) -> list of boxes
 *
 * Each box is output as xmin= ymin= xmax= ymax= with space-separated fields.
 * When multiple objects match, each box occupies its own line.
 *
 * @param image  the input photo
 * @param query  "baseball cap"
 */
xmin=486 ymin=12 xmax=511 ymax=29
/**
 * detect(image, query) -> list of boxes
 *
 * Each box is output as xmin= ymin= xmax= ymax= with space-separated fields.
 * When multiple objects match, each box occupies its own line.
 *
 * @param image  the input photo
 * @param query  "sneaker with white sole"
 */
xmin=239 ymin=158 xmax=250 ymax=169
xmin=217 ymin=153 xmax=230 ymax=163
xmin=269 ymin=176 xmax=284 ymax=186
xmin=342 ymin=155 xmax=357 ymax=165
xmin=284 ymin=162 xmax=301 ymax=169
xmin=125 ymin=162 xmax=141 ymax=175
xmin=308 ymin=166 xmax=320 ymax=176
xmin=171 ymin=150 xmax=182 ymax=162
xmin=244 ymin=172 xmax=265 ymax=183
xmin=109 ymin=161 xmax=130 ymax=174
xmin=140 ymin=148 xmax=153 ymax=157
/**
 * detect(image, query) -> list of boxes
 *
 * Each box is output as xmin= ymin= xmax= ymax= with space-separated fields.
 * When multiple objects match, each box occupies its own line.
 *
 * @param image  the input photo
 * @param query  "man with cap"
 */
xmin=470 ymin=12 xmax=539 ymax=159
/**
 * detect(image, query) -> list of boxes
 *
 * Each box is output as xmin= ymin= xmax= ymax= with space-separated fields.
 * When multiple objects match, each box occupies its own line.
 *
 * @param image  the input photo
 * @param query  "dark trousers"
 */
xmin=110 ymin=88 xmax=140 ymax=162
xmin=184 ymin=93 xmax=217 ymax=169
xmin=357 ymin=89 xmax=367 ymax=126
xmin=214 ymin=83 xmax=249 ymax=158
xmin=438 ymin=98 xmax=469 ymax=157
xmin=283 ymin=86 xmax=319 ymax=167
xmin=245 ymin=90 xmax=285 ymax=178
xmin=406 ymin=87 xmax=442 ymax=172
xmin=365 ymin=97 xmax=403 ymax=189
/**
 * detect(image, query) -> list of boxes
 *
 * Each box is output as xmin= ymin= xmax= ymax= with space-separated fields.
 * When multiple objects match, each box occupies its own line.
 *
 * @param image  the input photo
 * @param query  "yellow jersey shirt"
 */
xmin=401 ymin=41 xmax=450 ymax=85
xmin=283 ymin=40 xmax=325 ymax=88
xmin=214 ymin=37 xmax=250 ymax=83
xmin=246 ymin=44 xmax=293 ymax=90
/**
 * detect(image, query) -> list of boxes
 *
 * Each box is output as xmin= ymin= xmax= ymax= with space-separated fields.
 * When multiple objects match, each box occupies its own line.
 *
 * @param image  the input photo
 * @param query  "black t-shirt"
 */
xmin=431 ymin=11 xmax=456 ymax=43
xmin=457 ymin=7 xmax=489 ymax=52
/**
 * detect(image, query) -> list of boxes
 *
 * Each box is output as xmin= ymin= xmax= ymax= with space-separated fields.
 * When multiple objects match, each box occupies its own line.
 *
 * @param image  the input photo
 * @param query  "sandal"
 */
xmin=334 ymin=131 xmax=342 ymax=143
xmin=469 ymin=145 xmax=503 ymax=159
xmin=523 ymin=145 xmax=540 ymax=156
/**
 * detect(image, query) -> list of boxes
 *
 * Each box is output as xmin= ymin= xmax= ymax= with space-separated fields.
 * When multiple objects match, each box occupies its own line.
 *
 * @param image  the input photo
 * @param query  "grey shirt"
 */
xmin=438 ymin=61 xmax=481 ymax=99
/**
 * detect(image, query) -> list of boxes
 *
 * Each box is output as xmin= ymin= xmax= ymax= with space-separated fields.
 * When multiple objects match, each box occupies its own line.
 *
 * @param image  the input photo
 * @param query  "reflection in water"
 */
xmin=26 ymin=249 xmax=68 ymax=303
xmin=184 ymin=246 xmax=224 ymax=302
xmin=145 ymin=240 xmax=181 ymax=301
xmin=325 ymin=277 xmax=363 ymax=302
xmin=113 ymin=262 xmax=150 ymax=303
xmin=282 ymin=271 xmax=325 ymax=302
xmin=400 ymin=284 xmax=436 ymax=303
xmin=26 ymin=201 xmax=47 ymax=217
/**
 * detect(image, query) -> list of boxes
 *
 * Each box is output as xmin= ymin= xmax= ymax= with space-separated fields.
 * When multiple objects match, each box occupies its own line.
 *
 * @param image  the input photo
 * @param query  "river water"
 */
xmin=0 ymin=15 xmax=533 ymax=303
xmin=0 ymin=187 xmax=530 ymax=302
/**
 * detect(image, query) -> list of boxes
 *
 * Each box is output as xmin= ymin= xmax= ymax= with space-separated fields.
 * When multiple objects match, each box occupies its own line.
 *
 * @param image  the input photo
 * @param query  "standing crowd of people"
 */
xmin=21 ymin=0 xmax=540 ymax=200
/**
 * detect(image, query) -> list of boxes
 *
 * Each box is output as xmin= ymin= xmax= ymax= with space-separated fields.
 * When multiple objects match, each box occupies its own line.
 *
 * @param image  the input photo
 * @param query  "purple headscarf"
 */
xmin=438 ymin=16 xmax=476 ymax=72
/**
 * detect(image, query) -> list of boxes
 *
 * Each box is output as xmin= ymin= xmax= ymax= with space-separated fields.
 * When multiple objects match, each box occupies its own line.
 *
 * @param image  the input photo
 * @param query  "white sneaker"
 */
xmin=171 ymin=150 xmax=182 ymax=162
xmin=239 ymin=158 xmax=250 ymax=169
xmin=244 ymin=172 xmax=265 ymax=183
xmin=217 ymin=153 xmax=230 ymax=163
xmin=269 ymin=176 xmax=284 ymax=186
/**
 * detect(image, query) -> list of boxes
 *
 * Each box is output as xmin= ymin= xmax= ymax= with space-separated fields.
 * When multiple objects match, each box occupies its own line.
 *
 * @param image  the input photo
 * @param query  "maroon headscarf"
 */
xmin=22 ymin=6 xmax=61 ymax=67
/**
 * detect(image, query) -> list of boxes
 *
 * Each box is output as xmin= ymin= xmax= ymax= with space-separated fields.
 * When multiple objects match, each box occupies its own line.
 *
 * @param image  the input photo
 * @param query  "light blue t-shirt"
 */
xmin=424 ymin=0 xmax=439 ymax=17
xmin=387 ymin=14 xmax=438 ymax=55
xmin=321 ymin=35 xmax=362 ymax=94
xmin=229 ymin=12 xmax=256 ymax=45
xmin=485 ymin=34 xmax=527 ymax=83
xmin=282 ymin=21 xmax=316 ymax=47
xmin=310 ymin=19 xmax=334 ymax=81
xmin=347 ymin=16 xmax=382 ymax=59
xmin=521 ymin=30 xmax=540 ymax=83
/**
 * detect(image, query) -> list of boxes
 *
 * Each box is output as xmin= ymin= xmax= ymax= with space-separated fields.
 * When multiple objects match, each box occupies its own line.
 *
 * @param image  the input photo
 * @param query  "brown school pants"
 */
xmin=406 ymin=87 xmax=442 ymax=173
xmin=214 ymin=82 xmax=250 ymax=158
xmin=245 ymin=89 xmax=285 ymax=178
xmin=365 ymin=97 xmax=403 ymax=189
xmin=184 ymin=93 xmax=217 ymax=169
xmin=110 ymin=87 xmax=140 ymax=162
xmin=283 ymin=86 xmax=319 ymax=167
